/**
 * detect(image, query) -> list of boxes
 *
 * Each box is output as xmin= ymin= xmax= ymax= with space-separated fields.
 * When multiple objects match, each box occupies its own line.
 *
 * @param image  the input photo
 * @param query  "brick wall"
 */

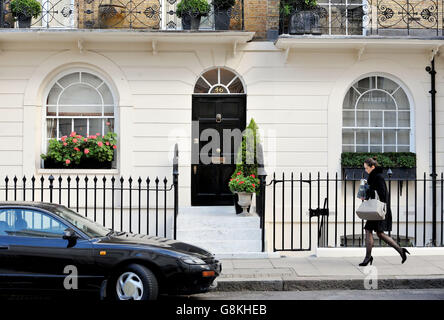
xmin=244 ymin=0 xmax=280 ymax=40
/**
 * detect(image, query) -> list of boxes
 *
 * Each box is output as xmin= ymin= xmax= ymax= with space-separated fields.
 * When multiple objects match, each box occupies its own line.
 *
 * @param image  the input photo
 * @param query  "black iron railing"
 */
xmin=0 ymin=144 xmax=179 ymax=239
xmin=269 ymin=171 xmax=444 ymax=251
xmin=0 ymin=0 xmax=244 ymax=30
xmin=280 ymin=0 xmax=444 ymax=36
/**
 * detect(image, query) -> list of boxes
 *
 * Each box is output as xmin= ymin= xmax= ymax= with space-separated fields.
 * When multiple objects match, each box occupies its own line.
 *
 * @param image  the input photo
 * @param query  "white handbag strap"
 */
xmin=374 ymin=190 xmax=380 ymax=201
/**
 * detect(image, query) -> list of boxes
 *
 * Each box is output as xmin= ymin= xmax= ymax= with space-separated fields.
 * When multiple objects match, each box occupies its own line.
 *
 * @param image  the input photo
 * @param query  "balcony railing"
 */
xmin=0 ymin=0 xmax=244 ymax=30
xmin=280 ymin=0 xmax=444 ymax=37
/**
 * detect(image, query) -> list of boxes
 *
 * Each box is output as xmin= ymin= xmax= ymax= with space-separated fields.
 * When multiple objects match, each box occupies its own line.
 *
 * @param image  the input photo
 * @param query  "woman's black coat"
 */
xmin=364 ymin=166 xmax=392 ymax=232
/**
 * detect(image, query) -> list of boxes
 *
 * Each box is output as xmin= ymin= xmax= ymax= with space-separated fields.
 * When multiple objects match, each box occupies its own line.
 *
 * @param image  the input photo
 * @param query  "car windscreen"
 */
xmin=52 ymin=206 xmax=111 ymax=238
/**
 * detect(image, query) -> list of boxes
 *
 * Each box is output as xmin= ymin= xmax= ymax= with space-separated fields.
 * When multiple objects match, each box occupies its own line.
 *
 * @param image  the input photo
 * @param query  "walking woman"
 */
xmin=359 ymin=157 xmax=410 ymax=266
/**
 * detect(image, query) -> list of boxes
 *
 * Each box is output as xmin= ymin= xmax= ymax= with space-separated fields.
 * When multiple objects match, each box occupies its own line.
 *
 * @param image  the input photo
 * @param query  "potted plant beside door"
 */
xmin=213 ymin=0 xmax=235 ymax=30
xmin=10 ymin=0 xmax=41 ymax=28
xmin=230 ymin=118 xmax=261 ymax=214
xmin=176 ymin=0 xmax=211 ymax=30
xmin=229 ymin=172 xmax=260 ymax=216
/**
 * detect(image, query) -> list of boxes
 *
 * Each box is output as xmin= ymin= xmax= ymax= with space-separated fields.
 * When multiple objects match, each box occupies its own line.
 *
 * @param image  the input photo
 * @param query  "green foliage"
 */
xmin=228 ymin=172 xmax=260 ymax=194
xmin=10 ymin=0 xmax=42 ymax=19
xmin=41 ymin=131 xmax=117 ymax=167
xmin=341 ymin=152 xmax=416 ymax=169
xmin=212 ymin=0 xmax=236 ymax=9
xmin=176 ymin=0 xmax=211 ymax=18
xmin=280 ymin=0 xmax=318 ymax=17
xmin=233 ymin=118 xmax=261 ymax=178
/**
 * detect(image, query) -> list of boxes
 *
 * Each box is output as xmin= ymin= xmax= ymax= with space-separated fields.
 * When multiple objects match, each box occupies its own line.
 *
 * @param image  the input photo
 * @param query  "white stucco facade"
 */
xmin=0 ymin=30 xmax=443 ymax=252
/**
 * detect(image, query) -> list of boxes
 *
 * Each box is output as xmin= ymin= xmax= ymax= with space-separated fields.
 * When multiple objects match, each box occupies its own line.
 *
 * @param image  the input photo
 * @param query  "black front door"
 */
xmin=192 ymin=95 xmax=246 ymax=206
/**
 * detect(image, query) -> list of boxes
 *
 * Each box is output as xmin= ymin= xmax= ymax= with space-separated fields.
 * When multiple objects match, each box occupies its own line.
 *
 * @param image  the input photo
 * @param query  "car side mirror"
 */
xmin=63 ymin=228 xmax=78 ymax=248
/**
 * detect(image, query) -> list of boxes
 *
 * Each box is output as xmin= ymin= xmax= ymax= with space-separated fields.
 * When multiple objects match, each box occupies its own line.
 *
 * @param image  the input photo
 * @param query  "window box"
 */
xmin=43 ymin=159 xmax=113 ymax=170
xmin=342 ymin=167 xmax=416 ymax=181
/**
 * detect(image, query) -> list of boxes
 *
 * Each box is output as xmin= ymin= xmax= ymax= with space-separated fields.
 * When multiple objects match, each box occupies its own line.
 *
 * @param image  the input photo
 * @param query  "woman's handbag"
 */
xmin=356 ymin=190 xmax=386 ymax=220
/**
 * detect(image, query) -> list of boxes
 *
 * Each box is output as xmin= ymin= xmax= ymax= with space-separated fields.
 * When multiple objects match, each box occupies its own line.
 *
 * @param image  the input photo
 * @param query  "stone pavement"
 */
xmin=214 ymin=255 xmax=444 ymax=291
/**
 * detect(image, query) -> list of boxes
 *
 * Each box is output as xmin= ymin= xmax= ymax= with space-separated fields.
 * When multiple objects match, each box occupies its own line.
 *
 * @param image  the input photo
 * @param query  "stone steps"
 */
xmin=177 ymin=206 xmax=263 ymax=255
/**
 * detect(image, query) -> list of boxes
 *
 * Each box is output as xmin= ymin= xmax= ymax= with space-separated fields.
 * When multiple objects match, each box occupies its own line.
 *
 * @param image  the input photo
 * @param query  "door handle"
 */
xmin=0 ymin=246 xmax=9 ymax=250
xmin=193 ymin=165 xmax=197 ymax=175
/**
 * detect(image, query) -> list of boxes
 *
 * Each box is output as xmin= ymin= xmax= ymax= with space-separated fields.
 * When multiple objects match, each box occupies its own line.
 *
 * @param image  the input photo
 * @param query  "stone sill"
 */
xmin=37 ymin=168 xmax=120 ymax=175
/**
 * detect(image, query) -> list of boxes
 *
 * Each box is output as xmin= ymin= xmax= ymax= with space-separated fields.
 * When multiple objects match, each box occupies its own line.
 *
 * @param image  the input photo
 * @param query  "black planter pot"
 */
xmin=17 ymin=15 xmax=32 ymax=28
xmin=342 ymin=167 xmax=417 ymax=181
xmin=214 ymin=7 xmax=231 ymax=30
xmin=289 ymin=10 xmax=321 ymax=35
xmin=181 ymin=12 xmax=202 ymax=30
xmin=44 ymin=159 xmax=113 ymax=169
xmin=233 ymin=192 xmax=251 ymax=214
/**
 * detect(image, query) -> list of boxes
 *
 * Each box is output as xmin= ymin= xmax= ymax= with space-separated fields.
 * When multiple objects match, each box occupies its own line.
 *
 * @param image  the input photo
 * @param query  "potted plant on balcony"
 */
xmin=213 ymin=0 xmax=235 ymax=30
xmin=280 ymin=0 xmax=321 ymax=35
xmin=176 ymin=0 xmax=211 ymax=30
xmin=10 ymin=0 xmax=41 ymax=28
xmin=41 ymin=131 xmax=118 ymax=169
xmin=229 ymin=172 xmax=260 ymax=216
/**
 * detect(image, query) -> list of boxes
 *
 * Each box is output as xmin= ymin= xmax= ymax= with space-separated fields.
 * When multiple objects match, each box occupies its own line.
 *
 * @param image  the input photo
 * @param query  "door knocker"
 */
xmin=216 ymin=114 xmax=222 ymax=123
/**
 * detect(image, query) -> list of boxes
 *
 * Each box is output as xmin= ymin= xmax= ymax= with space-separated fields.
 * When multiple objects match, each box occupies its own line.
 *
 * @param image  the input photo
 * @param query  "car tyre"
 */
xmin=108 ymin=264 xmax=158 ymax=300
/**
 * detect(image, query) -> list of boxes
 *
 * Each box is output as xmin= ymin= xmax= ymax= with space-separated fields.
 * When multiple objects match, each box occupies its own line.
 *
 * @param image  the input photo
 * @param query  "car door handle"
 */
xmin=0 ymin=246 xmax=9 ymax=250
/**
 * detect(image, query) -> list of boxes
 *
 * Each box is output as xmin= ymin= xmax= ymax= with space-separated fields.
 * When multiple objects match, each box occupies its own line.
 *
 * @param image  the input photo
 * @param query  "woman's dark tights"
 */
xmin=365 ymin=230 xmax=403 ymax=258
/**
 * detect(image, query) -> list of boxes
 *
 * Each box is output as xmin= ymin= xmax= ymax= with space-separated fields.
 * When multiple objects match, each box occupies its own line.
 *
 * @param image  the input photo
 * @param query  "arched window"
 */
xmin=194 ymin=67 xmax=245 ymax=94
xmin=342 ymin=76 xmax=412 ymax=152
xmin=45 ymin=71 xmax=116 ymax=146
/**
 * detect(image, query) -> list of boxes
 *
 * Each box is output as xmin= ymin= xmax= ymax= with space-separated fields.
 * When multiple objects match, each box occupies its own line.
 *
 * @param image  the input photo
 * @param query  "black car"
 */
xmin=0 ymin=202 xmax=221 ymax=300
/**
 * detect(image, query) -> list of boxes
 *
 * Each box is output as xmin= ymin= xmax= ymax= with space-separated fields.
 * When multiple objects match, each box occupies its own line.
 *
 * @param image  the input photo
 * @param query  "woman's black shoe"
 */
xmin=401 ymin=248 xmax=410 ymax=264
xmin=359 ymin=256 xmax=373 ymax=266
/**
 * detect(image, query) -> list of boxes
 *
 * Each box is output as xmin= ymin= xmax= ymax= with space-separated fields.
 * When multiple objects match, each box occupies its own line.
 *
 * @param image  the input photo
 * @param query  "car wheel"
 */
xmin=109 ymin=264 xmax=158 ymax=300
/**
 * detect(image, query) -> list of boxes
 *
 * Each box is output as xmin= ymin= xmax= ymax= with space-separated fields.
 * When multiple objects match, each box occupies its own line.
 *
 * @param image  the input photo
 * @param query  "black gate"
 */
xmin=268 ymin=172 xmax=444 ymax=251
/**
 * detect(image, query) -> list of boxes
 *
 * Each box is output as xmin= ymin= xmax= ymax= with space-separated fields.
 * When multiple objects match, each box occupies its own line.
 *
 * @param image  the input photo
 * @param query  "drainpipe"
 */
xmin=0 ymin=0 xmax=4 ymax=28
xmin=426 ymin=58 xmax=437 ymax=246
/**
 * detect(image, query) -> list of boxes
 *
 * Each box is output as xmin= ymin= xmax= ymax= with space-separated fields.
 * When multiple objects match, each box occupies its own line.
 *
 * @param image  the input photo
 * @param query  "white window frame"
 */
xmin=342 ymin=74 xmax=415 ymax=153
xmin=41 ymin=69 xmax=118 ymax=165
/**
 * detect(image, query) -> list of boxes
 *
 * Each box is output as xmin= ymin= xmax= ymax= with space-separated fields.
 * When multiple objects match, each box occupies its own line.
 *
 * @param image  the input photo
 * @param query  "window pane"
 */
xmin=82 ymin=72 xmax=103 ymax=88
xmin=89 ymin=119 xmax=102 ymax=136
xmin=342 ymin=129 xmax=354 ymax=144
xmin=98 ymin=84 xmax=114 ymax=105
xmin=370 ymin=145 xmax=382 ymax=152
xmin=370 ymin=111 xmax=383 ymax=127
xmin=384 ymin=145 xmax=396 ymax=152
xmin=356 ymin=145 xmax=368 ymax=152
xmin=47 ymin=84 xmax=62 ymax=105
xmin=370 ymin=130 xmax=382 ymax=144
xmin=384 ymin=111 xmax=396 ymax=127
xmin=202 ymin=69 xmax=218 ymax=85
xmin=377 ymin=76 xmax=399 ymax=93
xmin=384 ymin=130 xmax=396 ymax=144
xmin=104 ymin=119 xmax=115 ymax=134
xmin=228 ymin=78 xmax=244 ymax=93
xmin=398 ymin=146 xmax=410 ymax=152
xmin=74 ymin=119 xmax=87 ymax=137
xmin=194 ymin=77 xmax=210 ymax=93
xmin=220 ymin=69 xmax=236 ymax=85
xmin=357 ymin=111 xmax=369 ymax=127
xmin=47 ymin=119 xmax=57 ymax=139
xmin=342 ymin=145 xmax=354 ymax=152
xmin=342 ymin=87 xmax=360 ymax=109
xmin=59 ymin=85 xmax=102 ymax=106
xmin=393 ymin=88 xmax=410 ymax=110
xmin=59 ymin=119 xmax=72 ymax=137
xmin=357 ymin=91 xmax=395 ymax=110
xmin=58 ymin=73 xmax=79 ymax=88
xmin=356 ymin=130 xmax=368 ymax=144
xmin=398 ymin=111 xmax=410 ymax=127
xmin=343 ymin=111 xmax=355 ymax=127
xmin=47 ymin=105 xmax=56 ymax=116
xmin=355 ymin=76 xmax=376 ymax=93
xmin=398 ymin=130 xmax=410 ymax=145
